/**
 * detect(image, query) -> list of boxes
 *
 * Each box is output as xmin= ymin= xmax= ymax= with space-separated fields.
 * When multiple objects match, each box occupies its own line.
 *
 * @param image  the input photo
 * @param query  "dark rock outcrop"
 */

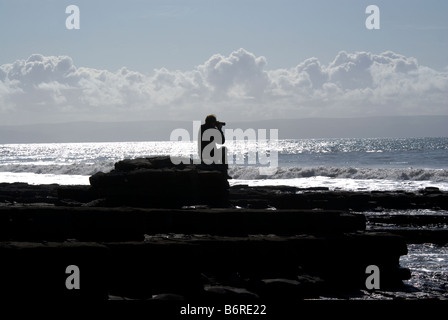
xmin=0 ymin=182 xmax=60 ymax=204
xmin=0 ymin=206 xmax=365 ymax=241
xmin=0 ymin=233 xmax=410 ymax=300
xmin=2 ymin=157 xmax=441 ymax=301
xmin=229 ymin=186 xmax=448 ymax=211
xmin=89 ymin=156 xmax=230 ymax=207
xmin=0 ymin=241 xmax=110 ymax=300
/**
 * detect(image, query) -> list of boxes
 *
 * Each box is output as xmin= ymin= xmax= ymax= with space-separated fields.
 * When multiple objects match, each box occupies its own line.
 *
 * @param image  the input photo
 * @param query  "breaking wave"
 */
xmin=0 ymin=162 xmax=115 ymax=176
xmin=1 ymin=162 xmax=447 ymax=183
xmin=229 ymin=166 xmax=448 ymax=182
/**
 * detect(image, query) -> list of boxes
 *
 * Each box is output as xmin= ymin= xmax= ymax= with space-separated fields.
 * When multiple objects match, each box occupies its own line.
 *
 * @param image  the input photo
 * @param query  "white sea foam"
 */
xmin=1 ymin=164 xmax=447 ymax=191
xmin=0 ymin=172 xmax=90 ymax=185
xmin=227 ymin=165 xmax=448 ymax=191
xmin=228 ymin=166 xmax=448 ymax=182
xmin=229 ymin=176 xmax=448 ymax=192
xmin=1 ymin=163 xmax=447 ymax=182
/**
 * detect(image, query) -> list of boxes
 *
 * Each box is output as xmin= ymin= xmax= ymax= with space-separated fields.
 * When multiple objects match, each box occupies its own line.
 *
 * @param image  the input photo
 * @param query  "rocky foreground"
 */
xmin=0 ymin=156 xmax=447 ymax=301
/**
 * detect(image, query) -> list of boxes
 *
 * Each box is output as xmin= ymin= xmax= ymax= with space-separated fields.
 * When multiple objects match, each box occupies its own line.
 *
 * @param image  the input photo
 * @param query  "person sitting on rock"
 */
xmin=198 ymin=114 xmax=230 ymax=177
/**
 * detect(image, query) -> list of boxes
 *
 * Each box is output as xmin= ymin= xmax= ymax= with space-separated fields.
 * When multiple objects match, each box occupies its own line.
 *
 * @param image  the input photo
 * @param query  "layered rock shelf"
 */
xmin=0 ymin=207 xmax=366 ymax=241
xmin=2 ymin=156 xmax=445 ymax=300
xmin=0 ymin=233 xmax=409 ymax=301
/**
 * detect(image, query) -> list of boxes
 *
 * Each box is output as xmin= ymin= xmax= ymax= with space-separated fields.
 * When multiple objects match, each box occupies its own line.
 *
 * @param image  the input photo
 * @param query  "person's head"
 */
xmin=205 ymin=114 xmax=217 ymax=126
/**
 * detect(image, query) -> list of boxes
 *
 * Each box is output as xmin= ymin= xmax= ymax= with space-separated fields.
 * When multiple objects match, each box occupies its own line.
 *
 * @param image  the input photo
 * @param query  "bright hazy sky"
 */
xmin=0 ymin=0 xmax=447 ymax=125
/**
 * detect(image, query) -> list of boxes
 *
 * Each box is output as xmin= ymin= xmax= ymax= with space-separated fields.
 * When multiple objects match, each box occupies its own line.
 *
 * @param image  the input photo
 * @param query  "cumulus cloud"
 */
xmin=199 ymin=48 xmax=270 ymax=98
xmin=0 ymin=49 xmax=447 ymax=125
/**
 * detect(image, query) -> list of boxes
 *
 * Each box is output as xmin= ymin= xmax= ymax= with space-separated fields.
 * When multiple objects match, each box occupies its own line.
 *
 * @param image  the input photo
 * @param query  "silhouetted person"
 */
xmin=198 ymin=114 xmax=230 ymax=177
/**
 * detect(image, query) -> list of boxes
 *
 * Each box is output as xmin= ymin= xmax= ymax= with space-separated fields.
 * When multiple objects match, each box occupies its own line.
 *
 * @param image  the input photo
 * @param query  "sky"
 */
xmin=0 ymin=0 xmax=447 ymax=126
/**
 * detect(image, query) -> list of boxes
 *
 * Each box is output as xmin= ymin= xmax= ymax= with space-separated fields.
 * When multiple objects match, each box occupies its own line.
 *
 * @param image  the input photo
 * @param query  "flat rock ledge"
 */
xmin=0 ymin=156 xmax=441 ymax=301
xmin=0 ymin=232 xmax=409 ymax=301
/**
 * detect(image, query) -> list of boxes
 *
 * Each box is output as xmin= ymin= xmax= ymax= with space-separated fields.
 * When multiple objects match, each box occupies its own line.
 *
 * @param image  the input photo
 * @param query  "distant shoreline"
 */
xmin=1 ymin=115 xmax=447 ymax=144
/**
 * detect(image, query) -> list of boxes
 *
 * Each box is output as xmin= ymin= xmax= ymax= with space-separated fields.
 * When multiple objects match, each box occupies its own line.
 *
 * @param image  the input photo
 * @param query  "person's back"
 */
xmin=198 ymin=114 xmax=225 ymax=165
xmin=197 ymin=114 xmax=230 ymax=178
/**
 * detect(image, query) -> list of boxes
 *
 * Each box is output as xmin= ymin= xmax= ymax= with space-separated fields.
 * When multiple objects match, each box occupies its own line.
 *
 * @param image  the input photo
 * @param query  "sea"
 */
xmin=0 ymin=136 xmax=447 ymax=298
xmin=0 ymin=137 xmax=447 ymax=190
